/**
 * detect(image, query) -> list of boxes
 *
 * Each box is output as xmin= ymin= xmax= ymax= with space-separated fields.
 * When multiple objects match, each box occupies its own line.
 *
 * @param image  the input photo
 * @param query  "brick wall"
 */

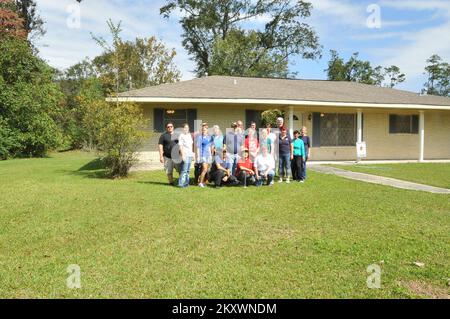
xmin=136 ymin=103 xmax=450 ymax=162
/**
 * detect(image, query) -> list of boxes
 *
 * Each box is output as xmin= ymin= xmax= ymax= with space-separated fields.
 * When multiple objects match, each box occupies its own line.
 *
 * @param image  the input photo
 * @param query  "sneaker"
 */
xmin=278 ymin=178 xmax=283 ymax=183
xmin=286 ymin=178 xmax=290 ymax=184
xmin=199 ymin=183 xmax=205 ymax=188
xmin=270 ymin=180 xmax=274 ymax=186
xmin=300 ymin=180 xmax=305 ymax=183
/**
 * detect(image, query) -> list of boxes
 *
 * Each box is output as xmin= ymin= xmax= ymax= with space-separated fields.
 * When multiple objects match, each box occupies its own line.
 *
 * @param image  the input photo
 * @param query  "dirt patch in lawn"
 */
xmin=401 ymin=280 xmax=449 ymax=299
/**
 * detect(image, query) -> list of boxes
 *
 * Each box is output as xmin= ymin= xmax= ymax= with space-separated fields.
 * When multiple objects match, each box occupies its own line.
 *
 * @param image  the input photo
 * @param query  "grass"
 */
xmin=329 ymin=163 xmax=450 ymax=189
xmin=0 ymin=151 xmax=449 ymax=298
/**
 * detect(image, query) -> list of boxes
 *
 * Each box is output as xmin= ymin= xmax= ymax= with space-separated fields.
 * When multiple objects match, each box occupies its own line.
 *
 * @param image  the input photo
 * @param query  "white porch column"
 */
xmin=357 ymin=109 xmax=363 ymax=143
xmin=288 ymin=106 xmax=294 ymax=138
xmin=356 ymin=109 xmax=363 ymax=162
xmin=419 ymin=110 xmax=425 ymax=162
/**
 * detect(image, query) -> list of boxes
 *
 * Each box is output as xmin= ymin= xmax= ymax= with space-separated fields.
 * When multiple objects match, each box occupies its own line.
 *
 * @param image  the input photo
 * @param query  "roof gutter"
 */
xmin=105 ymin=96 xmax=450 ymax=111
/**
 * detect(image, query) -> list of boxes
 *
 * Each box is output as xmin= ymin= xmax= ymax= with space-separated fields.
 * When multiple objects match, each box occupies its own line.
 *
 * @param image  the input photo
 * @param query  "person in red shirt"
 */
xmin=235 ymin=148 xmax=256 ymax=187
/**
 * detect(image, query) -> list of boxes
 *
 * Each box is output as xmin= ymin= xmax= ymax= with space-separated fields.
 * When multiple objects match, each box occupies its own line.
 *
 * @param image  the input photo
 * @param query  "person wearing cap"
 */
xmin=278 ymin=126 xmax=293 ymax=183
xmin=254 ymin=146 xmax=275 ymax=186
xmin=235 ymin=148 xmax=256 ymax=187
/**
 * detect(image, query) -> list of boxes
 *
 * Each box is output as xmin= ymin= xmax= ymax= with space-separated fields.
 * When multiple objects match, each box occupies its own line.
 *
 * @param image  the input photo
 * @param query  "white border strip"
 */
xmin=105 ymin=97 xmax=450 ymax=110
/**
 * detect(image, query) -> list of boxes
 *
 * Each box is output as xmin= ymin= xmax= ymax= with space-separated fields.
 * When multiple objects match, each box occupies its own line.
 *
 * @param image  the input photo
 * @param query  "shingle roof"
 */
xmin=118 ymin=75 xmax=450 ymax=107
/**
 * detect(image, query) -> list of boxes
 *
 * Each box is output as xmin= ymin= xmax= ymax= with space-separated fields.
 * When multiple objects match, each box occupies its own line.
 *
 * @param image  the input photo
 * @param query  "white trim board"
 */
xmin=105 ymin=97 xmax=450 ymax=111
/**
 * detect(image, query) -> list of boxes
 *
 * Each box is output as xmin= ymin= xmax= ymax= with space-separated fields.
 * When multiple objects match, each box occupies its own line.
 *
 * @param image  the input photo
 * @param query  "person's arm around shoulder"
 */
xmin=179 ymin=135 xmax=185 ymax=161
xmin=158 ymin=134 xmax=165 ymax=164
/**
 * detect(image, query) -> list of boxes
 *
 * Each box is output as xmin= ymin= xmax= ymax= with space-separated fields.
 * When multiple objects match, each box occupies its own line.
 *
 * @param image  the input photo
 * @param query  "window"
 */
xmin=389 ymin=115 xmax=419 ymax=134
xmin=245 ymin=110 xmax=263 ymax=128
xmin=312 ymin=113 xmax=356 ymax=147
xmin=153 ymin=109 xmax=197 ymax=132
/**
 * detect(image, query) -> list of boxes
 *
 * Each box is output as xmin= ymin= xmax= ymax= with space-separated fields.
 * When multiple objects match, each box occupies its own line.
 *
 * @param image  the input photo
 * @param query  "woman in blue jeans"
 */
xmin=278 ymin=126 xmax=293 ymax=183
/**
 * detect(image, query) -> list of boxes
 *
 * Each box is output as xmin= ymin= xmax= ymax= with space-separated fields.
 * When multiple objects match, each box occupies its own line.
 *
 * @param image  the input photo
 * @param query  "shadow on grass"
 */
xmin=73 ymin=158 xmax=109 ymax=179
xmin=137 ymin=181 xmax=172 ymax=186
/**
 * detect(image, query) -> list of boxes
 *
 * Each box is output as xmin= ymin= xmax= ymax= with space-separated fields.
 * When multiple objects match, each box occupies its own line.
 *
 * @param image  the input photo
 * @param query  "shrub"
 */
xmin=97 ymin=102 xmax=147 ymax=178
xmin=261 ymin=109 xmax=284 ymax=127
xmin=0 ymin=116 xmax=19 ymax=160
xmin=0 ymin=38 xmax=64 ymax=158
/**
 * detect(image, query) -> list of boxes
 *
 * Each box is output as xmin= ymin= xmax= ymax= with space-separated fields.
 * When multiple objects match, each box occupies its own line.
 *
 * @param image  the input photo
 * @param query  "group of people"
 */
xmin=158 ymin=118 xmax=311 ymax=188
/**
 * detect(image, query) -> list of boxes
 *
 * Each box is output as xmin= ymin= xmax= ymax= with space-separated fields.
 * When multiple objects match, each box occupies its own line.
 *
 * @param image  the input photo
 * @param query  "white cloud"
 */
xmin=35 ymin=0 xmax=195 ymax=79
xmin=376 ymin=21 xmax=450 ymax=90
xmin=379 ymin=0 xmax=450 ymax=16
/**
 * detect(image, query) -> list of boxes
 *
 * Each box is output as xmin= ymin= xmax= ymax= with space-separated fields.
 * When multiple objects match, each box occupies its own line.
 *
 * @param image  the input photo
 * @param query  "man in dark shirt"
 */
xmin=158 ymin=122 xmax=179 ymax=185
xmin=300 ymin=126 xmax=311 ymax=181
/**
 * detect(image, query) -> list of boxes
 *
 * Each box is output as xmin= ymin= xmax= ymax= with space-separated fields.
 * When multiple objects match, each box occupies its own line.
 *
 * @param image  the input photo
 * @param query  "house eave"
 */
xmin=105 ymin=96 xmax=450 ymax=111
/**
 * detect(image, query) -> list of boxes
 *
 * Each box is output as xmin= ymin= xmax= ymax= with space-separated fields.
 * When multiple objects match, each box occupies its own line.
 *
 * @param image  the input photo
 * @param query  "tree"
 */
xmin=423 ymin=54 xmax=450 ymax=97
xmin=0 ymin=38 xmax=63 ymax=157
xmin=384 ymin=65 xmax=406 ymax=89
xmin=14 ymin=0 xmax=46 ymax=42
xmin=98 ymin=102 xmax=147 ymax=178
xmin=160 ymin=0 xmax=321 ymax=77
xmin=325 ymin=50 xmax=346 ymax=81
xmin=54 ymin=59 xmax=100 ymax=149
xmin=326 ymin=50 xmax=405 ymax=87
xmin=209 ymin=29 xmax=291 ymax=77
xmin=0 ymin=0 xmax=27 ymax=40
xmin=77 ymin=78 xmax=108 ymax=150
xmin=92 ymin=19 xmax=181 ymax=95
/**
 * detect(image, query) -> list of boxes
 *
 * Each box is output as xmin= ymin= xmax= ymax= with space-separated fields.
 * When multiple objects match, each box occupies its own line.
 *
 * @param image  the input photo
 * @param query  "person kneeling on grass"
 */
xmin=210 ymin=149 xmax=239 ymax=188
xmin=254 ymin=146 xmax=275 ymax=187
xmin=235 ymin=148 xmax=256 ymax=187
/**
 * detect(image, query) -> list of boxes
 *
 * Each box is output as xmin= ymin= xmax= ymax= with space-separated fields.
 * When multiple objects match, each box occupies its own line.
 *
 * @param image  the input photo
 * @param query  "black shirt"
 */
xmin=158 ymin=132 xmax=178 ymax=159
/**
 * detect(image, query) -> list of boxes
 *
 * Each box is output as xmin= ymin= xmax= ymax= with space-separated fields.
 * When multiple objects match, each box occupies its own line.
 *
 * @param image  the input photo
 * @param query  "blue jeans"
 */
xmin=301 ymin=157 xmax=308 ymax=180
xmin=178 ymin=157 xmax=192 ymax=187
xmin=278 ymin=154 xmax=292 ymax=178
xmin=229 ymin=154 xmax=239 ymax=175
xmin=256 ymin=170 xmax=275 ymax=186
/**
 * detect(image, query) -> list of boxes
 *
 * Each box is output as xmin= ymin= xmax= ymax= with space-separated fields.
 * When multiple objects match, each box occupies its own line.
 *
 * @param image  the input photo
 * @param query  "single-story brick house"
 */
xmin=108 ymin=75 xmax=450 ymax=162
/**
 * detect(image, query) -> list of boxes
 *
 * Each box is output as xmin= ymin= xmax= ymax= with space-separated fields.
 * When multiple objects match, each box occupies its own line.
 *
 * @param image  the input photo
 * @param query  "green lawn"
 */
xmin=0 ymin=152 xmax=449 ymax=298
xmin=329 ymin=163 xmax=450 ymax=189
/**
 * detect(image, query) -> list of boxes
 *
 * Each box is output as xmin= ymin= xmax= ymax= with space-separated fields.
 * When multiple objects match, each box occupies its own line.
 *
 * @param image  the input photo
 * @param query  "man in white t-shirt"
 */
xmin=177 ymin=123 xmax=194 ymax=188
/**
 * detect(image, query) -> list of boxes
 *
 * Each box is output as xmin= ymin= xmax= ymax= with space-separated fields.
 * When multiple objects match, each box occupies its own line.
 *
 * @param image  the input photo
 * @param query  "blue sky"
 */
xmin=35 ymin=0 xmax=450 ymax=93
